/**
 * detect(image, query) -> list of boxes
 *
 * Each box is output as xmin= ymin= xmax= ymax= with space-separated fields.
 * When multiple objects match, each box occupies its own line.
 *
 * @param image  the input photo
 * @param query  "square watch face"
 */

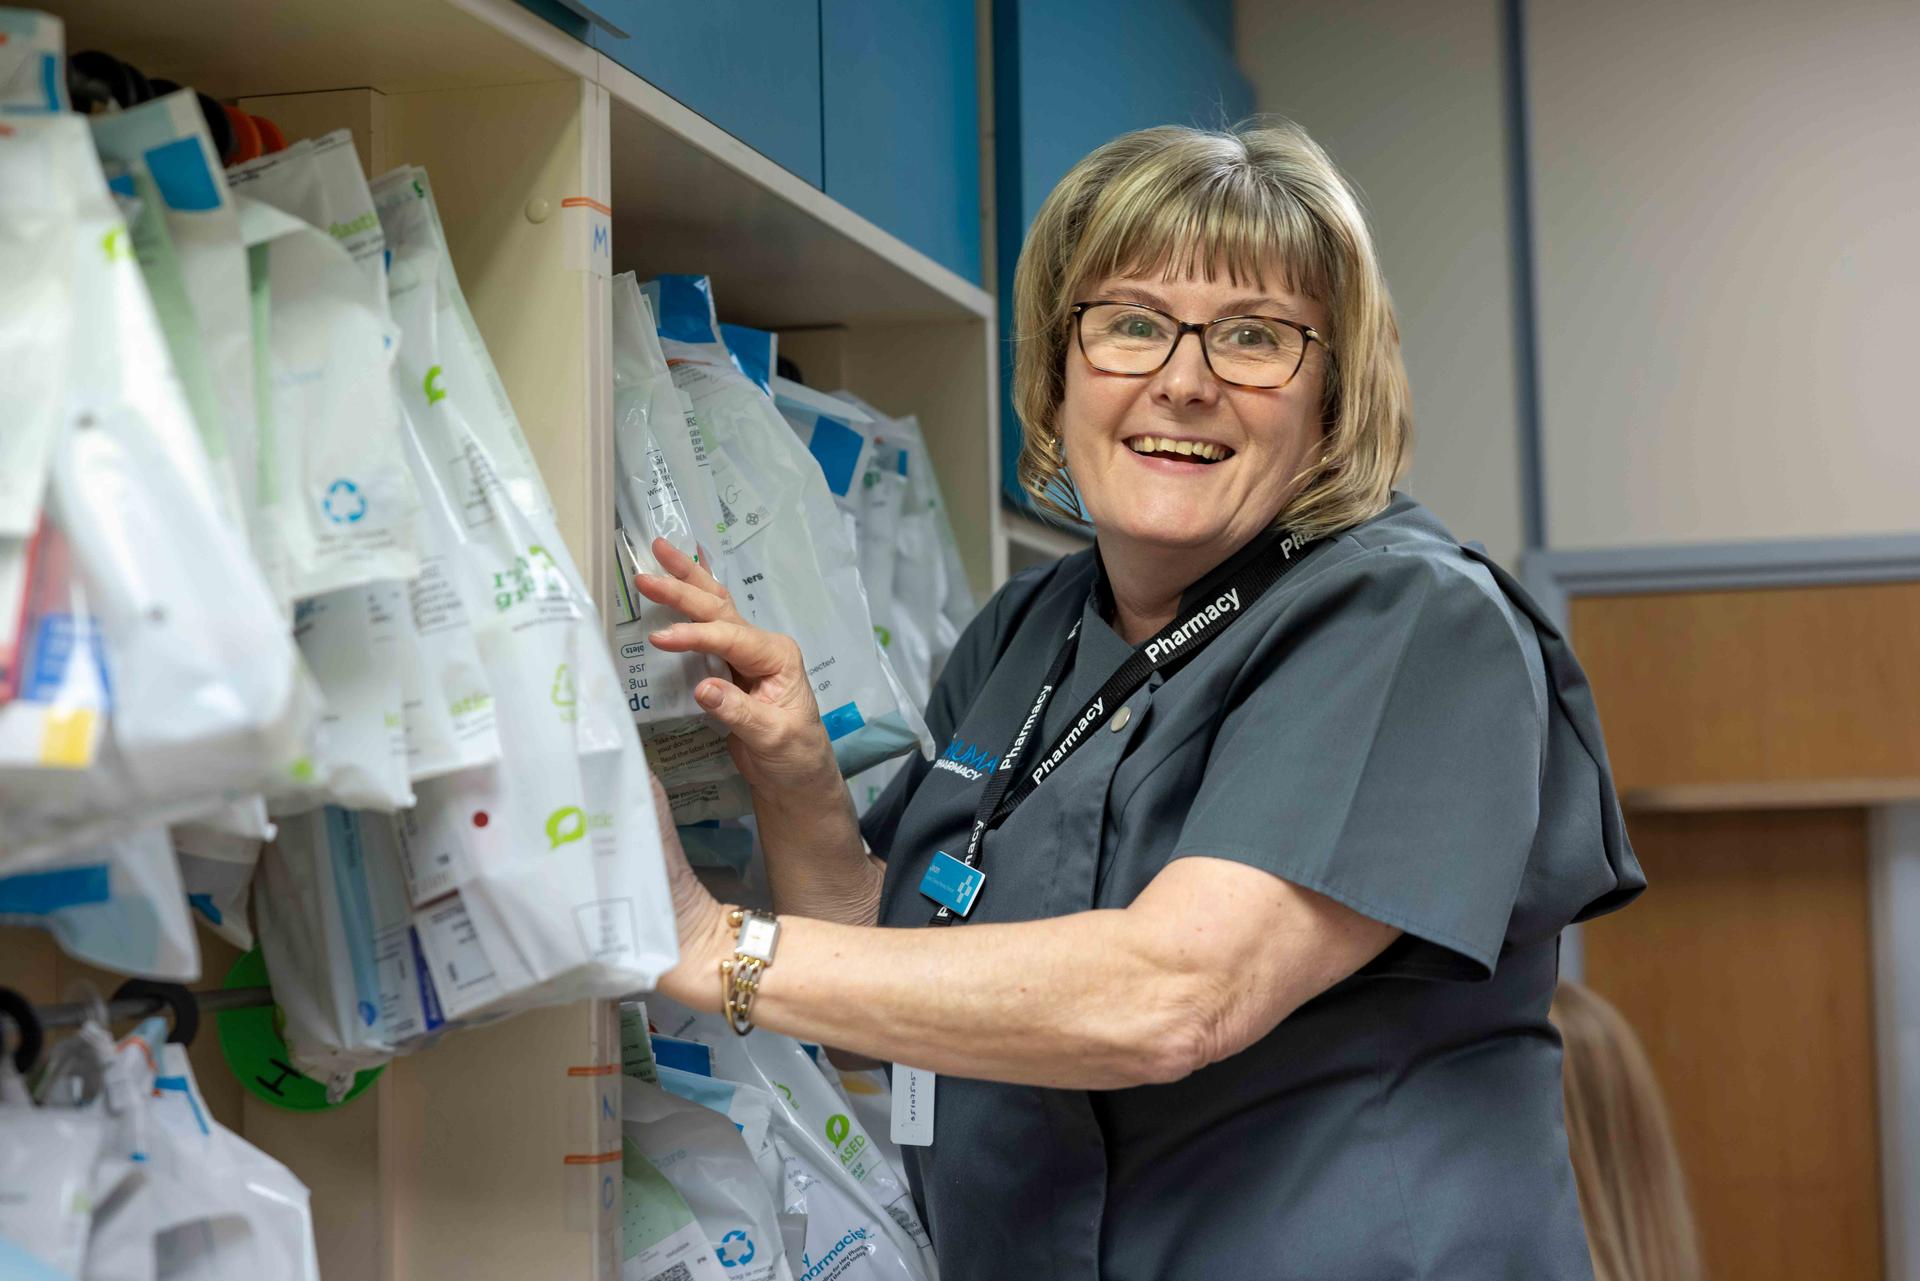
xmin=738 ymin=916 xmax=779 ymax=963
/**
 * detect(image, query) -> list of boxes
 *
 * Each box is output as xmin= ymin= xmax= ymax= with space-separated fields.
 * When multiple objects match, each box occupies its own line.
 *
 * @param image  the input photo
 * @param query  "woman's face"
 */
xmin=1059 ymin=268 xmax=1330 ymax=562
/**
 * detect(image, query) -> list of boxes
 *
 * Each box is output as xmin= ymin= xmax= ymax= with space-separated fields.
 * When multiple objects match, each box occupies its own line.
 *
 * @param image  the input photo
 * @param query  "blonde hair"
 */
xmin=1551 ymin=981 xmax=1706 ymax=1281
xmin=1010 ymin=119 xmax=1411 ymax=537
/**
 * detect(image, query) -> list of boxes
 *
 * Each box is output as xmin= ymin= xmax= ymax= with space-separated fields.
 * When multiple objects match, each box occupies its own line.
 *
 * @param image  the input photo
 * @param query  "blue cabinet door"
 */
xmin=821 ymin=0 xmax=982 ymax=284
xmin=993 ymin=0 xmax=1252 ymax=506
xmin=591 ymin=0 xmax=825 ymax=188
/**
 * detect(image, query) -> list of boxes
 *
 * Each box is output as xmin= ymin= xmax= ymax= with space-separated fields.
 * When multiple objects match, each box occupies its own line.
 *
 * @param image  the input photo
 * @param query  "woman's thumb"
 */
xmin=695 ymin=678 xmax=765 ymax=739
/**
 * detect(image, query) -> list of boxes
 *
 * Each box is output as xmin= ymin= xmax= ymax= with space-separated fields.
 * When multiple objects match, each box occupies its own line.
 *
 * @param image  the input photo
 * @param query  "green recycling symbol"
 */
xmin=551 ymin=663 xmax=577 ymax=709
xmin=825 ymin=1113 xmax=851 ymax=1148
xmin=546 ymin=806 xmax=587 ymax=849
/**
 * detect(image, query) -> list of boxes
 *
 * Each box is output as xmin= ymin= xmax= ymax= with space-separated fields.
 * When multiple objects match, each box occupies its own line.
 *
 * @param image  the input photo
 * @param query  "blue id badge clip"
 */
xmin=919 ymin=851 xmax=985 ymax=917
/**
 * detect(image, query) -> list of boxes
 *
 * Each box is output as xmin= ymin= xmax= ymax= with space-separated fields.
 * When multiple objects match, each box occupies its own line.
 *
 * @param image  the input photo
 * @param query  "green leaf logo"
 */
xmin=825 ymin=1114 xmax=851 ymax=1149
xmin=423 ymin=364 xmax=447 ymax=405
xmin=545 ymin=806 xmax=587 ymax=849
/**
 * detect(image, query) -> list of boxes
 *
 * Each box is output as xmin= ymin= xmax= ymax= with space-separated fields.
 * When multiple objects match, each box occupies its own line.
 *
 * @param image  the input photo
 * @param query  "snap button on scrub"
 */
xmin=1110 ymin=705 xmax=1131 ymax=733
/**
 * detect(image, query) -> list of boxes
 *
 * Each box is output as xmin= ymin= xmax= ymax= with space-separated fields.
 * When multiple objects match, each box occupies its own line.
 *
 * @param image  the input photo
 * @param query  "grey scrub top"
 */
xmin=860 ymin=493 xmax=1645 ymax=1281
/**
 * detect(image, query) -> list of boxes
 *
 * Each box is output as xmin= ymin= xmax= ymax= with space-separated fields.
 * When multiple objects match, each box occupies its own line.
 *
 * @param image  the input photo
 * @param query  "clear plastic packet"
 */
xmin=624 ymin=1076 xmax=797 ymax=1281
xmin=173 ymin=811 xmax=268 ymax=950
xmin=0 ymin=116 xmax=319 ymax=863
xmin=256 ymin=805 xmax=447 ymax=1097
xmin=0 ymin=8 xmax=69 ymax=113
xmin=142 ymin=1039 xmax=323 ymax=1279
xmin=91 ymin=90 xmax=257 ymax=535
xmin=643 ymin=276 xmax=932 ymax=778
xmin=0 ymin=518 xmax=108 ymax=781
xmin=657 ymin=1061 xmax=926 ymax=1281
xmin=648 ymin=999 xmax=936 ymax=1280
xmin=623 ymin=1137 xmax=730 ymax=1281
xmin=611 ymin=272 xmax=727 ymax=726
xmin=372 ymin=166 xmax=676 ymax=1019
xmin=234 ymin=191 xmax=420 ymax=602
xmin=0 ymin=825 xmax=199 ymax=979
xmin=284 ymin=582 xmax=413 ymax=813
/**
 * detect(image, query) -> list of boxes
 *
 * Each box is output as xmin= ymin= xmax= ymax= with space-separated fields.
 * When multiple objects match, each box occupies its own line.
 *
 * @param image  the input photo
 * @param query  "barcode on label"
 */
xmin=642 ymin=1263 xmax=694 ymax=1281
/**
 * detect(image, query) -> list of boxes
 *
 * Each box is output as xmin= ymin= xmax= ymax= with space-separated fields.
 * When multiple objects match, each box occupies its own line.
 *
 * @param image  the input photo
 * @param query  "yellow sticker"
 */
xmin=39 ymin=709 xmax=99 ymax=768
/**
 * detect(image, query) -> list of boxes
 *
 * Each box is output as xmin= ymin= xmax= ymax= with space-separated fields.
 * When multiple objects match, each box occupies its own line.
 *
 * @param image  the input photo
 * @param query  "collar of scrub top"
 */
xmin=1088 ymin=523 xmax=1302 ymax=625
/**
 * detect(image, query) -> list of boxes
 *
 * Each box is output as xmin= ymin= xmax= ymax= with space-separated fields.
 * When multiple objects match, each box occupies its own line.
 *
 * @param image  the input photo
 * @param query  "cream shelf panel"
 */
xmin=55 ymin=0 xmax=589 ymax=98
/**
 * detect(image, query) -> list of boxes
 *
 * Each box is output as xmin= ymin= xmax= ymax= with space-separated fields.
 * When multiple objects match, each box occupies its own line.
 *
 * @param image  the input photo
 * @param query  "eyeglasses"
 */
xmin=1070 ymin=300 xmax=1329 ymax=389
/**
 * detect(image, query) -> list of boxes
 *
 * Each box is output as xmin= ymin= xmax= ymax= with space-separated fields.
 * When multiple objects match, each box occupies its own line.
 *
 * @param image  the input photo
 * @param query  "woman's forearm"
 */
xmin=750 ymin=768 xmax=882 ymax=926
xmin=676 ymin=902 xmax=1219 ymax=1090
xmin=664 ymin=857 xmax=1399 ymax=1090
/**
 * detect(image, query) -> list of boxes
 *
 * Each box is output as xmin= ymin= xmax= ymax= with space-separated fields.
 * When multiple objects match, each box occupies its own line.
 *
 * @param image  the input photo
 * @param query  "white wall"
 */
xmin=1527 ymin=0 xmax=1920 ymax=550
xmin=1236 ymin=0 xmax=1527 ymax=568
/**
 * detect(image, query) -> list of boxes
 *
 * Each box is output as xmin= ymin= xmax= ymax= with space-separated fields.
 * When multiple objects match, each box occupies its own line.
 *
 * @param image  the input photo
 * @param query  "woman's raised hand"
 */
xmin=635 ymin=537 xmax=840 ymax=792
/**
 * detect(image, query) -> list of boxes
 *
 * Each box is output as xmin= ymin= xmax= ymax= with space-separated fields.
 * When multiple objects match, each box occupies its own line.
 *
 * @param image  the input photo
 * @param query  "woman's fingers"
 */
xmin=653 ymin=537 xmax=732 ymax=603
xmin=649 ymin=619 xmax=802 ymax=683
xmin=633 ymin=569 xmax=734 ymax=624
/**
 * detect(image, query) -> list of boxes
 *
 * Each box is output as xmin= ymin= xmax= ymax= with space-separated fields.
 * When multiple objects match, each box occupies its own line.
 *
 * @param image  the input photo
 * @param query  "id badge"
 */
xmin=891 ymin=1063 xmax=935 ymax=1147
xmin=919 ymin=851 xmax=984 ymax=917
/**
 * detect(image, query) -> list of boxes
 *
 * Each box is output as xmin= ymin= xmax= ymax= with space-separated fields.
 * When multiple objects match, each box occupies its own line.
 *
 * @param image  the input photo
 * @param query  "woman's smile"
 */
xmin=1122 ymin=434 xmax=1236 ymax=465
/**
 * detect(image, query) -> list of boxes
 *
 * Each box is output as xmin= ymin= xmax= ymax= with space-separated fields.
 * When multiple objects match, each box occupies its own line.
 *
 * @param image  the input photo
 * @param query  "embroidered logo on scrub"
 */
xmin=931 ymin=736 xmax=998 ymax=783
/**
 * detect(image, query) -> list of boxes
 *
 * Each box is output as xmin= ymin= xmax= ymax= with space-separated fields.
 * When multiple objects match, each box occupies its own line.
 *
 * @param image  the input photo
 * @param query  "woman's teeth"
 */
xmin=1126 ymin=436 xmax=1232 ymax=462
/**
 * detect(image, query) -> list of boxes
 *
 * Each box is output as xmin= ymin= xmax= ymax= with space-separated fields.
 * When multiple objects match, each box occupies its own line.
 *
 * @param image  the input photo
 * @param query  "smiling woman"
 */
xmin=635 ymin=119 xmax=1644 ymax=1281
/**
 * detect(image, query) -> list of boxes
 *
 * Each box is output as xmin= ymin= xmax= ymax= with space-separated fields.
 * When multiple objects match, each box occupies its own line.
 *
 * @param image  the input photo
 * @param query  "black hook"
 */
xmin=110 ymin=979 xmax=200 ymax=1048
xmin=0 ymin=987 xmax=44 ymax=1075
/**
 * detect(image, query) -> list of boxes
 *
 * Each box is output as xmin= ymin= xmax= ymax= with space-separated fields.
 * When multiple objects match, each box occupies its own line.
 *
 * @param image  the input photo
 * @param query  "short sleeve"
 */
xmin=859 ymin=561 xmax=1060 ymax=859
xmin=1172 ymin=549 xmax=1549 ymax=981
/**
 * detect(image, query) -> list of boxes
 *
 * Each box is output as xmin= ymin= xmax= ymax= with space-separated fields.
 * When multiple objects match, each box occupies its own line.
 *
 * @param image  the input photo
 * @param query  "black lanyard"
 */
xmin=929 ymin=530 xmax=1322 ymax=925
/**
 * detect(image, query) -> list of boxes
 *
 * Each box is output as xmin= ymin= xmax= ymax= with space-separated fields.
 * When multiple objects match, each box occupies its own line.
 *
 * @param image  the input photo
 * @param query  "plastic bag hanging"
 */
xmin=0 ymin=115 xmax=320 ymax=863
xmin=91 ymin=90 xmax=260 ymax=538
xmin=230 ymin=173 xmax=420 ymax=603
xmin=610 ymin=273 xmax=726 ymax=727
xmin=643 ymin=275 xmax=932 ymax=778
xmin=373 ymin=166 xmax=676 ymax=1019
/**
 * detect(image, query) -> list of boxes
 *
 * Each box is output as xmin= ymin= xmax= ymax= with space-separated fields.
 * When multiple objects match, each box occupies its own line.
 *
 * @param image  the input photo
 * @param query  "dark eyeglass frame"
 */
xmin=1069 ymin=300 xmax=1331 ymax=390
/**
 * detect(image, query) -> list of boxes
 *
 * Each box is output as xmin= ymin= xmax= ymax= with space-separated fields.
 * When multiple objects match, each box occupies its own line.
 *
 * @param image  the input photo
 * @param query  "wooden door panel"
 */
xmin=1582 ymin=808 xmax=1883 ymax=1281
xmin=1569 ymin=583 xmax=1920 ymax=793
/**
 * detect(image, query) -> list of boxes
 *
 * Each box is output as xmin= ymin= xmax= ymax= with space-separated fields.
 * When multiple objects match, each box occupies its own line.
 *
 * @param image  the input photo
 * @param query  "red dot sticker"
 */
xmin=472 ymin=811 xmax=490 ymax=828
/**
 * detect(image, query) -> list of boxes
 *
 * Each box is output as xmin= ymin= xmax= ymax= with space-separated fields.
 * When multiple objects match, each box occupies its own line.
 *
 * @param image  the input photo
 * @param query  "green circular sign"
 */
xmin=216 ymin=949 xmax=382 ymax=1112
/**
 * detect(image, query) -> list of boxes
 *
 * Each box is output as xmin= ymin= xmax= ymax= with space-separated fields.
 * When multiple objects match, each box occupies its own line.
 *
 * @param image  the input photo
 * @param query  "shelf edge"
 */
xmin=593 ymin=53 xmax=992 ymax=322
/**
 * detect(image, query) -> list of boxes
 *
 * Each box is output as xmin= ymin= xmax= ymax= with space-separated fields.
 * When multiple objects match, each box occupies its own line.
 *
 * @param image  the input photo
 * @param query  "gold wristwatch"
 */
xmin=720 ymin=907 xmax=779 ymax=1035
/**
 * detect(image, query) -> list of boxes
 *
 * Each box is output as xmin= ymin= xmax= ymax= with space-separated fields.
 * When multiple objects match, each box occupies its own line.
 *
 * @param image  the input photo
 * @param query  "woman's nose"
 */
xmin=1150 ymin=329 xmax=1221 ymax=408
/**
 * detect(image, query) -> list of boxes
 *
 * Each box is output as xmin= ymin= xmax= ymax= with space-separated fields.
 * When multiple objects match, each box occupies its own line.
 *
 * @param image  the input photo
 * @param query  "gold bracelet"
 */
xmin=718 ymin=907 xmax=779 ymax=1035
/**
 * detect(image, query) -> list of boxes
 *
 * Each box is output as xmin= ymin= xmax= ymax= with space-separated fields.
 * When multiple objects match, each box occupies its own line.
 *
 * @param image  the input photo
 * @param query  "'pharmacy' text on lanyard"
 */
xmin=921 ymin=529 xmax=1322 ymax=925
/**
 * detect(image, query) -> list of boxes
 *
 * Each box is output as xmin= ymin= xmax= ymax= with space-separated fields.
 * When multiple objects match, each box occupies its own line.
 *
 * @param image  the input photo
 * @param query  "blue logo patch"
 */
xmin=717 ymin=1230 xmax=756 ymax=1267
xmin=941 ymin=738 xmax=998 ymax=773
xmin=323 ymin=478 xmax=368 ymax=524
xmin=932 ymin=736 xmax=998 ymax=783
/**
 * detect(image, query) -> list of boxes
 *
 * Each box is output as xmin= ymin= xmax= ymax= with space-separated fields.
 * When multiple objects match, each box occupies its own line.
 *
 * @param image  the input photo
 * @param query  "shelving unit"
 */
xmin=9 ymin=0 xmax=1014 ymax=1276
